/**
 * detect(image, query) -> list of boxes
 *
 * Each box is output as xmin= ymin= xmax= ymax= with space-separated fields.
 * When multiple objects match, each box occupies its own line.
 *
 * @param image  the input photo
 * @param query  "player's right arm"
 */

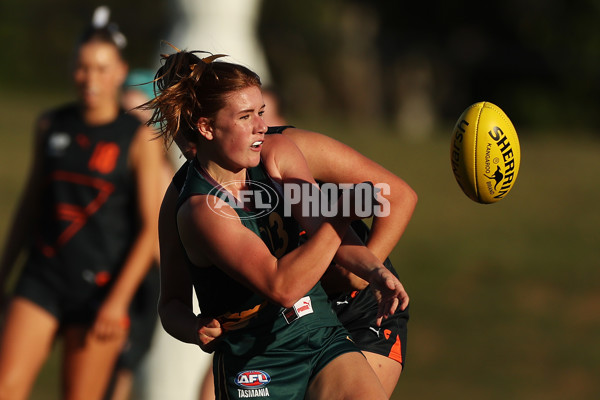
xmin=0 ymin=115 xmax=48 ymax=304
xmin=157 ymin=182 xmax=222 ymax=351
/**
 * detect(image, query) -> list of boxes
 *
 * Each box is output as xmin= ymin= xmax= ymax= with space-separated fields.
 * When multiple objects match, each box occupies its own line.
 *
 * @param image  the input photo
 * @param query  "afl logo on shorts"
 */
xmin=235 ymin=370 xmax=271 ymax=388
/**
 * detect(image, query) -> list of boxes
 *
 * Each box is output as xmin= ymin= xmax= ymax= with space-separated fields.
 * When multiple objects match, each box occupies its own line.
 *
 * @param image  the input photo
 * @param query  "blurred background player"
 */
xmin=0 ymin=7 xmax=163 ymax=400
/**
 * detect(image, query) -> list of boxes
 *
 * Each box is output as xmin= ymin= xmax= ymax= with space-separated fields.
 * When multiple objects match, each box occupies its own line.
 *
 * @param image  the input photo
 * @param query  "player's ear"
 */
xmin=196 ymin=118 xmax=214 ymax=140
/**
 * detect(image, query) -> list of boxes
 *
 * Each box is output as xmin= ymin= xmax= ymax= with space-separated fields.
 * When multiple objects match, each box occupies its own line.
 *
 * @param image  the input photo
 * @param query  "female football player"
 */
xmin=147 ymin=47 xmax=408 ymax=399
xmin=0 ymin=16 xmax=163 ymax=400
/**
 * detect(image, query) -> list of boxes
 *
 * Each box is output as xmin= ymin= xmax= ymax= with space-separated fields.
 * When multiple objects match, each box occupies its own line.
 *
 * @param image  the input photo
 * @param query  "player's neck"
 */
xmin=81 ymin=103 xmax=120 ymax=126
xmin=196 ymin=156 xmax=247 ymax=191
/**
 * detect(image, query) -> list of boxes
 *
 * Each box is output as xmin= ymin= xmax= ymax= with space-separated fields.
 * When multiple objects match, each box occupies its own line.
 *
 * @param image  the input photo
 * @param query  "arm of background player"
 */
xmin=267 ymin=134 xmax=408 ymax=318
xmin=283 ymin=128 xmax=417 ymax=262
xmin=90 ymin=125 xmax=162 ymax=340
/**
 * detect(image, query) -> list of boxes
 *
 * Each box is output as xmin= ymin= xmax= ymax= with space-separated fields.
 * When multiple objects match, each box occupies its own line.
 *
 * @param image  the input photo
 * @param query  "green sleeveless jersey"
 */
xmin=177 ymin=159 xmax=343 ymax=356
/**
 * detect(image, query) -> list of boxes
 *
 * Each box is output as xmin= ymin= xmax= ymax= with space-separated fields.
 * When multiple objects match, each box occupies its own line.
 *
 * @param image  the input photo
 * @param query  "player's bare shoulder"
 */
xmin=261 ymin=133 xmax=303 ymax=180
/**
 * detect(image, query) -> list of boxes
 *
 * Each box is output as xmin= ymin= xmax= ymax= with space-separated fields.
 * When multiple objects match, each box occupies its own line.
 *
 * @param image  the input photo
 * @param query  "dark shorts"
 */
xmin=14 ymin=267 xmax=108 ymax=325
xmin=214 ymin=325 xmax=360 ymax=400
xmin=14 ymin=263 xmax=159 ymax=371
xmin=329 ymin=220 xmax=410 ymax=366
xmin=330 ymin=282 xmax=409 ymax=366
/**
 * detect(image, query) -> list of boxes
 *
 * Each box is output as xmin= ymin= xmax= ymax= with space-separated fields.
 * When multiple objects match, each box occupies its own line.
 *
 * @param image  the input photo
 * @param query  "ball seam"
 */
xmin=474 ymin=102 xmax=486 ymax=202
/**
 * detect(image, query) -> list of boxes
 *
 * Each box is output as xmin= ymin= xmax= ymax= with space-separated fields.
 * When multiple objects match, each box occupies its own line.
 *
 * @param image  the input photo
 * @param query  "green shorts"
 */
xmin=214 ymin=325 xmax=360 ymax=399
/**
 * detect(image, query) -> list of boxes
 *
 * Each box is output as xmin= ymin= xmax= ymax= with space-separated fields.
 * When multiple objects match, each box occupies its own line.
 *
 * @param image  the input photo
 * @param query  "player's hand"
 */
xmin=320 ymin=263 xmax=369 ymax=294
xmin=196 ymin=316 xmax=222 ymax=353
xmin=366 ymin=267 xmax=409 ymax=326
xmin=90 ymin=300 xmax=130 ymax=341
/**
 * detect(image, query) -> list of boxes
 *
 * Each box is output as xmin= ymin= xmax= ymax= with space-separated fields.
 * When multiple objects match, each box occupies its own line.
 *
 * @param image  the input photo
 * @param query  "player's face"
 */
xmin=74 ymin=41 xmax=127 ymax=110
xmin=210 ymin=86 xmax=268 ymax=170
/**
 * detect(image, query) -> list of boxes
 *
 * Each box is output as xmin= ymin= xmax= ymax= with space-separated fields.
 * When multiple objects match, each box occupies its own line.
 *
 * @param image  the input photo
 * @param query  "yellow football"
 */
xmin=450 ymin=101 xmax=520 ymax=204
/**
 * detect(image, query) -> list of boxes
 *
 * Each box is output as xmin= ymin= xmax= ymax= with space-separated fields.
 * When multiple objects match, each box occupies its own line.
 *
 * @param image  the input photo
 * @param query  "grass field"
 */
xmin=1 ymin=90 xmax=599 ymax=399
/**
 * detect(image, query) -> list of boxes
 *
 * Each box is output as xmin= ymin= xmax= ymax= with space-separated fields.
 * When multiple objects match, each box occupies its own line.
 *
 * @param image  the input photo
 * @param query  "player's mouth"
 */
xmin=81 ymin=87 xmax=99 ymax=101
xmin=251 ymin=140 xmax=264 ymax=150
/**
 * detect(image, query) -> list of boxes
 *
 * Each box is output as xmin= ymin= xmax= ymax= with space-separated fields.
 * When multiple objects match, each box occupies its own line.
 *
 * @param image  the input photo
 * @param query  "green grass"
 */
xmin=1 ymin=90 xmax=599 ymax=399
xmin=333 ymin=128 xmax=600 ymax=399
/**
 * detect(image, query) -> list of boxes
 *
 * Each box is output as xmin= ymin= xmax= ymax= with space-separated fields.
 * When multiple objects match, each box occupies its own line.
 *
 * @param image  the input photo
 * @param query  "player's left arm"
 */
xmin=91 ymin=125 xmax=163 ymax=340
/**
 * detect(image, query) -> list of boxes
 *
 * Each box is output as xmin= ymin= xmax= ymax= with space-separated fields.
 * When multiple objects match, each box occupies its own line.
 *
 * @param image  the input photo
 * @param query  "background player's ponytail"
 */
xmin=77 ymin=6 xmax=127 ymax=57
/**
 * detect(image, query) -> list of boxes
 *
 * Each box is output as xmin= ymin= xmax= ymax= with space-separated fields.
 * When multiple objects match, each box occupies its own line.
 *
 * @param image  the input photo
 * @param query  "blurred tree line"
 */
xmin=1 ymin=0 xmax=599 ymax=135
xmin=0 ymin=0 xmax=170 ymax=88
xmin=259 ymin=0 xmax=600 ymax=135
